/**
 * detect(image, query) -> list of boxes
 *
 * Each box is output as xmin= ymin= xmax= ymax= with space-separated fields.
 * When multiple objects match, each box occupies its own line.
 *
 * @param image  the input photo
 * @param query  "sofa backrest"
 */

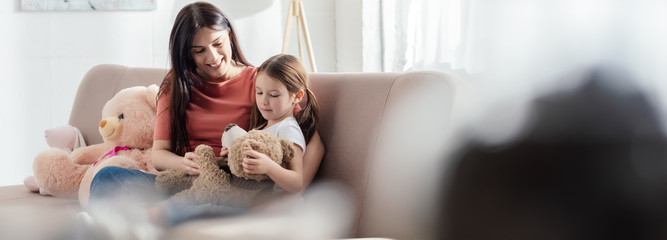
xmin=70 ymin=64 xmax=468 ymax=239
xmin=69 ymin=64 xmax=167 ymax=145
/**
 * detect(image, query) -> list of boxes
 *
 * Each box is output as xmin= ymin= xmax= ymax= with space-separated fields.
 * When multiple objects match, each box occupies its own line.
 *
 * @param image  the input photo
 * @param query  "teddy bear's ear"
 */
xmin=145 ymin=84 xmax=159 ymax=109
xmin=243 ymin=139 xmax=261 ymax=152
xmin=280 ymin=139 xmax=296 ymax=165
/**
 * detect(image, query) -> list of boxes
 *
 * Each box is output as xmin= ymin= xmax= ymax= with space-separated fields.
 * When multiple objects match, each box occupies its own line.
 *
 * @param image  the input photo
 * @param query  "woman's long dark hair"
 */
xmin=158 ymin=2 xmax=251 ymax=155
xmin=249 ymin=54 xmax=320 ymax=143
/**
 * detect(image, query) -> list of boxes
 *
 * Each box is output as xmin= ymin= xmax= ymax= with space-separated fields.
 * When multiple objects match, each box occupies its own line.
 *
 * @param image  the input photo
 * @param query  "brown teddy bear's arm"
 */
xmin=71 ymin=143 xmax=113 ymax=165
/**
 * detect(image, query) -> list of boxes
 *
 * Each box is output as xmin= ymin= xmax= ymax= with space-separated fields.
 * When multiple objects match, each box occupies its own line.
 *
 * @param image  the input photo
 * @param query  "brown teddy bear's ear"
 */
xmin=145 ymin=84 xmax=159 ymax=109
xmin=280 ymin=139 xmax=296 ymax=165
xmin=243 ymin=139 xmax=261 ymax=152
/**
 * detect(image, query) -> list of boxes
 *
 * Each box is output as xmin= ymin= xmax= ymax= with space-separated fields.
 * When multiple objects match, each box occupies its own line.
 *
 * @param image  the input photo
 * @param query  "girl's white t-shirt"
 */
xmin=261 ymin=117 xmax=306 ymax=155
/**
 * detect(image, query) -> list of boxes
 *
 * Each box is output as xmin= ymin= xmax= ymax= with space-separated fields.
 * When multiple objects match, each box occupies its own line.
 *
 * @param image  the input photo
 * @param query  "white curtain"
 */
xmin=366 ymin=0 xmax=667 ymax=142
xmin=369 ymin=0 xmax=482 ymax=73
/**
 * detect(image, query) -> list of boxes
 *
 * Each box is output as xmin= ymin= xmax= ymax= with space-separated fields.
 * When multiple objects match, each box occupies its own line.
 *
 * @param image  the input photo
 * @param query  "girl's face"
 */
xmin=190 ymin=26 xmax=233 ymax=82
xmin=255 ymin=72 xmax=303 ymax=125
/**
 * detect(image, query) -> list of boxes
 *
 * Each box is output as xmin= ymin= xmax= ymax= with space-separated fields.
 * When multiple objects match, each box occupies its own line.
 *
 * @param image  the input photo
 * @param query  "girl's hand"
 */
xmin=220 ymin=146 xmax=229 ymax=158
xmin=242 ymin=149 xmax=279 ymax=175
xmin=182 ymin=152 xmax=200 ymax=175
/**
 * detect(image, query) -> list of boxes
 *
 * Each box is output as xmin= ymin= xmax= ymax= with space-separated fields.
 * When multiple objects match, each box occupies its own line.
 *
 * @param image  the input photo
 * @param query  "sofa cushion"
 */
xmin=0 ymin=185 xmax=80 ymax=239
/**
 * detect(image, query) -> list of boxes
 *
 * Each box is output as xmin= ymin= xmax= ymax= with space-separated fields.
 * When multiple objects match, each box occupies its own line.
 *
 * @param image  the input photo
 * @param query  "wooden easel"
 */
xmin=282 ymin=0 xmax=317 ymax=72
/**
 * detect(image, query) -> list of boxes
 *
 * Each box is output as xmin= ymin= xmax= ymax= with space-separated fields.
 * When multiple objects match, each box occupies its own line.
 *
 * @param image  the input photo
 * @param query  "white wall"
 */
xmin=0 ymin=0 xmax=338 ymax=186
xmin=334 ymin=0 xmax=362 ymax=72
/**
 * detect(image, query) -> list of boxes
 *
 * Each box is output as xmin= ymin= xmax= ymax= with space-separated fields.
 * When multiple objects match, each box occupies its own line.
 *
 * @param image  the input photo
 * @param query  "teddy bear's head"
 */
xmin=224 ymin=124 xmax=296 ymax=181
xmin=98 ymin=85 xmax=158 ymax=149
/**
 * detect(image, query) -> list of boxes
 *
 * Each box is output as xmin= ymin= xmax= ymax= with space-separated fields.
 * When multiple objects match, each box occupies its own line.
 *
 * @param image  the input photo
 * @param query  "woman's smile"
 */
xmin=208 ymin=58 xmax=223 ymax=70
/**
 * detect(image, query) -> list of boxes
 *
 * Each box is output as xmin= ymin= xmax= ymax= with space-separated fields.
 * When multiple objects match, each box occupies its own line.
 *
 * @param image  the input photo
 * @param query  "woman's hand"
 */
xmin=182 ymin=152 xmax=200 ymax=175
xmin=242 ymin=149 xmax=279 ymax=175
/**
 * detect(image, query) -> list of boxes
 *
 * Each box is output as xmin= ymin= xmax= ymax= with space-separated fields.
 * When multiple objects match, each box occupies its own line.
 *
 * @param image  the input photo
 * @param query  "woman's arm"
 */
xmin=302 ymin=131 xmax=325 ymax=188
xmin=243 ymin=146 xmax=304 ymax=192
xmin=152 ymin=140 xmax=200 ymax=175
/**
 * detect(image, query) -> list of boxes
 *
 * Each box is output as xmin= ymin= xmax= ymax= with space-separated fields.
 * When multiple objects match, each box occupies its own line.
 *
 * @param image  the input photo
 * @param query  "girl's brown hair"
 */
xmin=158 ymin=2 xmax=251 ymax=155
xmin=249 ymin=54 xmax=320 ymax=143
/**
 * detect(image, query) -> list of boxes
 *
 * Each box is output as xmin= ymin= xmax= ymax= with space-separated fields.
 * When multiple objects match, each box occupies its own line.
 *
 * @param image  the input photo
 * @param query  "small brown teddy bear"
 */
xmin=156 ymin=124 xmax=296 ymax=208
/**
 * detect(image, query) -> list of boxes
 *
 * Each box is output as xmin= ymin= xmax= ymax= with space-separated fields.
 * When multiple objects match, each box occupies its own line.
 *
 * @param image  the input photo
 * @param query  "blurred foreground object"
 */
xmin=441 ymin=67 xmax=667 ymax=240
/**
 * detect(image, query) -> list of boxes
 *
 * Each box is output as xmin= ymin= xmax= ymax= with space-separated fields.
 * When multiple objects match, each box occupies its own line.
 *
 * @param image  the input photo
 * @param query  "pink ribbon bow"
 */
xmin=93 ymin=146 xmax=131 ymax=166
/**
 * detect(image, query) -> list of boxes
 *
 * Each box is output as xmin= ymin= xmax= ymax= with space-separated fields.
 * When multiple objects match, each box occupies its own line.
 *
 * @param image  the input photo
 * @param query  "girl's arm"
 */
xmin=302 ymin=131 xmax=325 ymax=188
xmin=152 ymin=139 xmax=200 ymax=175
xmin=243 ymin=145 xmax=304 ymax=193
xmin=243 ymin=131 xmax=325 ymax=192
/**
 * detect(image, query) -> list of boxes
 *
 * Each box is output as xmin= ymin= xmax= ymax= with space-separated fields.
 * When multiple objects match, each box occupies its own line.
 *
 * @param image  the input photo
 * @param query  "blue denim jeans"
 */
xmin=159 ymin=200 xmax=248 ymax=226
xmin=89 ymin=166 xmax=166 ymax=204
xmin=88 ymin=166 xmax=247 ymax=226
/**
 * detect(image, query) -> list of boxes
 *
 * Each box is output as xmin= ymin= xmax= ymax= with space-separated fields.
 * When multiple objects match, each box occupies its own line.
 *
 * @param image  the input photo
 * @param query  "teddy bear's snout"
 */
xmin=98 ymin=117 xmax=122 ymax=139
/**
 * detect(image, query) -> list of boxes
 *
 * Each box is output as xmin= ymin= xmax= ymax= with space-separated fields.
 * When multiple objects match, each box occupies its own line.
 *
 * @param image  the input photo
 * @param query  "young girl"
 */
xmin=239 ymin=53 xmax=320 ymax=193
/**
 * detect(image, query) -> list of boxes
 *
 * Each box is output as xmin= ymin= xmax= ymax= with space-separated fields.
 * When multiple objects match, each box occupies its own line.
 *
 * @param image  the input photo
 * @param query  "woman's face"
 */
xmin=190 ymin=26 xmax=234 ymax=81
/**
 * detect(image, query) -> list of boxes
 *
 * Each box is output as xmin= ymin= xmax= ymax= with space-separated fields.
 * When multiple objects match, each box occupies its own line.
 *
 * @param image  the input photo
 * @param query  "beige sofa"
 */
xmin=0 ymin=64 xmax=468 ymax=239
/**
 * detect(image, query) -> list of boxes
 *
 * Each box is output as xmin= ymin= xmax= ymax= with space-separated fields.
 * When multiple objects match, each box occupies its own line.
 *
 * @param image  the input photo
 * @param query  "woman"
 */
xmin=87 ymin=2 xmax=324 ymax=209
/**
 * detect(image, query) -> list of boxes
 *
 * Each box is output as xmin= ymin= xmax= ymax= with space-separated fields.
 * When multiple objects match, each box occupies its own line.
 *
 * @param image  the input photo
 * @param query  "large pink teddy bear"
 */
xmin=32 ymin=85 xmax=159 ymax=207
